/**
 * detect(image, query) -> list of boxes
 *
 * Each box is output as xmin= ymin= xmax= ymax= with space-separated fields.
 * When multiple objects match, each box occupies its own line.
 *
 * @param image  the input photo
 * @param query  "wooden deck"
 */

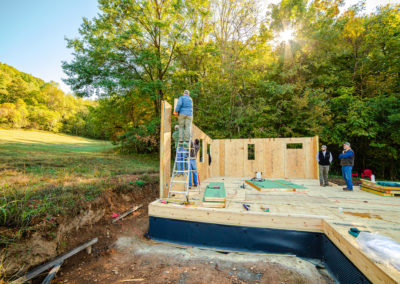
xmin=149 ymin=177 xmax=400 ymax=283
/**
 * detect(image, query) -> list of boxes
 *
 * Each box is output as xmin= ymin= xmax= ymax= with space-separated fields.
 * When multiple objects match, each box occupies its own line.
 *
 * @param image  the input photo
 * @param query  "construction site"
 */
xmin=5 ymin=99 xmax=400 ymax=284
xmin=148 ymin=100 xmax=400 ymax=283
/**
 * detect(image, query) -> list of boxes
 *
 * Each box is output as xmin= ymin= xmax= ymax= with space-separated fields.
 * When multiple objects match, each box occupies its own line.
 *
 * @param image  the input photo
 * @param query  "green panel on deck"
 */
xmin=246 ymin=180 xmax=290 ymax=189
xmin=275 ymin=180 xmax=307 ymax=189
xmin=204 ymin=182 xmax=226 ymax=198
xmin=246 ymin=179 xmax=307 ymax=189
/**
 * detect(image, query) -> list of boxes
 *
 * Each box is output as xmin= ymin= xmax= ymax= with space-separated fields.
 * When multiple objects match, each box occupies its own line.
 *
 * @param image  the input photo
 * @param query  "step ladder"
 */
xmin=169 ymin=123 xmax=194 ymax=201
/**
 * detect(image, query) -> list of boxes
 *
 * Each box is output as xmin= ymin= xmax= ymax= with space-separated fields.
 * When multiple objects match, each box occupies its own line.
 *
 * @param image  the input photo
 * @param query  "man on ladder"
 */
xmin=173 ymin=90 xmax=193 ymax=143
xmin=170 ymin=90 xmax=193 ymax=200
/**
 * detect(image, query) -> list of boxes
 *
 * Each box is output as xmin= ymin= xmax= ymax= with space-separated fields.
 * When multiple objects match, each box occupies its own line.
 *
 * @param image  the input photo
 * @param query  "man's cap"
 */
xmin=343 ymin=142 xmax=351 ymax=146
xmin=321 ymin=145 xmax=327 ymax=148
xmin=174 ymin=125 xmax=179 ymax=129
xmin=183 ymin=90 xmax=190 ymax=95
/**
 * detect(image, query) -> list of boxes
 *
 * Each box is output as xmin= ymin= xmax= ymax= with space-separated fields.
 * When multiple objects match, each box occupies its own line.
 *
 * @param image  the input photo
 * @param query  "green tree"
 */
xmin=63 ymin=0 xmax=209 ymax=115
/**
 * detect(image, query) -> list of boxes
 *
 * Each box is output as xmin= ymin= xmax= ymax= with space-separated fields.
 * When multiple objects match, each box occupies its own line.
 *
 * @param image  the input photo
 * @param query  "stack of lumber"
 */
xmin=360 ymin=179 xmax=400 ymax=197
xmin=202 ymin=182 xmax=226 ymax=208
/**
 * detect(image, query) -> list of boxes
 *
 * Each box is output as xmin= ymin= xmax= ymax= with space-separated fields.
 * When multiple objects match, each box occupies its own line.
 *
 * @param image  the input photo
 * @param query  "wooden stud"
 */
xmin=159 ymin=101 xmax=172 ymax=199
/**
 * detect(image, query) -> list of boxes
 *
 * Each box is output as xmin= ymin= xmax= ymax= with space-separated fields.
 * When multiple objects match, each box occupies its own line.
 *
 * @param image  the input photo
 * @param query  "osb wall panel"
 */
xmin=192 ymin=124 xmax=212 ymax=183
xmin=210 ymin=137 xmax=319 ymax=179
xmin=159 ymin=101 xmax=171 ymax=198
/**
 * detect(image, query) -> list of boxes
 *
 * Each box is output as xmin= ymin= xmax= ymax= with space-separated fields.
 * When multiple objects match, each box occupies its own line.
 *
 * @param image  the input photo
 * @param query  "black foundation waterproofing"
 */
xmin=148 ymin=217 xmax=371 ymax=284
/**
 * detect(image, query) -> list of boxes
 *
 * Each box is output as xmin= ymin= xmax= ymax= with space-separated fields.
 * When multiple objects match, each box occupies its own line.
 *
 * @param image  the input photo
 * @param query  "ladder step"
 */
xmin=171 ymin=180 xmax=188 ymax=183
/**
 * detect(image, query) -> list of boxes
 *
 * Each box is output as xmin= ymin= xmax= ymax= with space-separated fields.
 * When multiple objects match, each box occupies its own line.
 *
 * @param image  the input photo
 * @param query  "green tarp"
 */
xmin=246 ymin=179 xmax=306 ymax=189
xmin=203 ymin=182 xmax=226 ymax=200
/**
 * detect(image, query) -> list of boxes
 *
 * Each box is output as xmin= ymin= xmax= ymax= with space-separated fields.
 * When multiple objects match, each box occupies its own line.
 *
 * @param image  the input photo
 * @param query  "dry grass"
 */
xmin=0 ymin=129 xmax=158 ymax=246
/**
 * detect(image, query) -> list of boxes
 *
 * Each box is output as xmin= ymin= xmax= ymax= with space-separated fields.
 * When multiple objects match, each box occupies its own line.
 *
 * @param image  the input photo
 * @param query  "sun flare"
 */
xmin=277 ymin=29 xmax=295 ymax=43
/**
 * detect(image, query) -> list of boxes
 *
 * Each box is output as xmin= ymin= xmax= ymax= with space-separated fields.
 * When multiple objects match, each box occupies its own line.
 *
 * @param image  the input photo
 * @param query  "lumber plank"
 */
xmin=41 ymin=261 xmax=63 ymax=284
xmin=149 ymin=201 xmax=324 ymax=232
xmin=12 ymin=238 xmax=98 ymax=284
xmin=112 ymin=204 xmax=143 ymax=223
xmin=159 ymin=101 xmax=171 ymax=199
xmin=202 ymin=196 xmax=226 ymax=208
xmin=360 ymin=185 xmax=400 ymax=197
xmin=361 ymin=179 xmax=400 ymax=191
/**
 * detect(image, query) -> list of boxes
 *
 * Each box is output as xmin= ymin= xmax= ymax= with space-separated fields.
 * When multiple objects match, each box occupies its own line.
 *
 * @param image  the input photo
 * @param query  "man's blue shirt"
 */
xmin=339 ymin=150 xmax=354 ymax=159
xmin=175 ymin=95 xmax=193 ymax=115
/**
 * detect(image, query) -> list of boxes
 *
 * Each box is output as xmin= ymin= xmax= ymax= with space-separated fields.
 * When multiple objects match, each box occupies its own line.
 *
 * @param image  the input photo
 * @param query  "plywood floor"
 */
xmin=149 ymin=177 xmax=400 ymax=283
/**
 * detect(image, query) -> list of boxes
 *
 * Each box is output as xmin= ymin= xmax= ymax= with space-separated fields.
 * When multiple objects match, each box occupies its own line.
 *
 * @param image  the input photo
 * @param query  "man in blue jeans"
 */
xmin=339 ymin=142 xmax=355 ymax=191
xmin=189 ymin=139 xmax=200 ymax=188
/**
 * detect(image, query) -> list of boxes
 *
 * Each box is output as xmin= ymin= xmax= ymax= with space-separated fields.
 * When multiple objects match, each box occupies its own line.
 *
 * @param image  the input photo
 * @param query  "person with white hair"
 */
xmin=174 ymin=90 xmax=193 ymax=142
xmin=339 ymin=142 xmax=355 ymax=191
xmin=316 ymin=145 xmax=333 ymax=187
xmin=172 ymin=125 xmax=180 ymax=149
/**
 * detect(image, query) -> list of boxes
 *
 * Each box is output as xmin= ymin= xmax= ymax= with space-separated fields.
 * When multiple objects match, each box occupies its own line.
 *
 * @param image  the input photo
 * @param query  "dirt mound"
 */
xmin=2 ymin=175 xmax=158 ymax=281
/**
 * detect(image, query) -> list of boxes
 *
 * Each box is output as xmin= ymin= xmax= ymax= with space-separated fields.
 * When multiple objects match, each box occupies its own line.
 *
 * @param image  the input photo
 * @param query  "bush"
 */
xmin=118 ymin=118 xmax=160 ymax=153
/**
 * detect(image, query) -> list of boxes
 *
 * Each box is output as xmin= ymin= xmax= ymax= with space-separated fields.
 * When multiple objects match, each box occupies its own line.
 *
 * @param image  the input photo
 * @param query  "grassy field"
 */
xmin=0 ymin=129 xmax=158 ymax=246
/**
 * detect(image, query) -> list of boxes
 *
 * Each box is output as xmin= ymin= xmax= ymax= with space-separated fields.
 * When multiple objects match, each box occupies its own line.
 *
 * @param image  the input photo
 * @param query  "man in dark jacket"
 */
xmin=316 ymin=145 xmax=333 ymax=187
xmin=339 ymin=142 xmax=355 ymax=191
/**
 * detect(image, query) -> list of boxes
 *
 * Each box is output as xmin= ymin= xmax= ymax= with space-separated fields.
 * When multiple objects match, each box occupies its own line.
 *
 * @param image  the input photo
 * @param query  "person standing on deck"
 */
xmin=189 ymin=139 xmax=200 ymax=188
xmin=339 ymin=142 xmax=355 ymax=191
xmin=173 ymin=90 xmax=193 ymax=142
xmin=316 ymin=145 xmax=333 ymax=187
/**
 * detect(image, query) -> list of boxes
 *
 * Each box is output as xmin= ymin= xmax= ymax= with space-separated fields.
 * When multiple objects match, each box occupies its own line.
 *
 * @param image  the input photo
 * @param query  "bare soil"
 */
xmin=9 ymin=180 xmax=333 ymax=284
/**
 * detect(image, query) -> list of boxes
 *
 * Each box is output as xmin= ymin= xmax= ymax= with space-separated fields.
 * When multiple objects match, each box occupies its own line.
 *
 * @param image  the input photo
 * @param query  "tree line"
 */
xmin=63 ymin=0 xmax=400 ymax=179
xmin=3 ymin=0 xmax=399 ymax=179
xmin=0 ymin=63 xmax=103 ymax=138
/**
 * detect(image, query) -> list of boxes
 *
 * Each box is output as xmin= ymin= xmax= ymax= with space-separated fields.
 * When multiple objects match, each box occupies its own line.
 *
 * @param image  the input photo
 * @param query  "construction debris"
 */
xmin=112 ymin=204 xmax=143 ymax=223
xmin=11 ymin=238 xmax=98 ymax=284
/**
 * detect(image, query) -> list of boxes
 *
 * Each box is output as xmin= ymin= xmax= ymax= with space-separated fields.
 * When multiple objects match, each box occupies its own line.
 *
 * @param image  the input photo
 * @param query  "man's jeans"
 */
xmin=178 ymin=114 xmax=192 ymax=141
xmin=189 ymin=159 xmax=198 ymax=187
xmin=342 ymin=166 xmax=353 ymax=190
xmin=319 ymin=165 xmax=330 ymax=186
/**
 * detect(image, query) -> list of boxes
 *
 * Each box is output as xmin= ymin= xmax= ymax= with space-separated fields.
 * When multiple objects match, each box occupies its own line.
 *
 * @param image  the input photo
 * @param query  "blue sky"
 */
xmin=0 ymin=0 xmax=399 ymax=94
xmin=0 ymin=0 xmax=99 ymax=93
